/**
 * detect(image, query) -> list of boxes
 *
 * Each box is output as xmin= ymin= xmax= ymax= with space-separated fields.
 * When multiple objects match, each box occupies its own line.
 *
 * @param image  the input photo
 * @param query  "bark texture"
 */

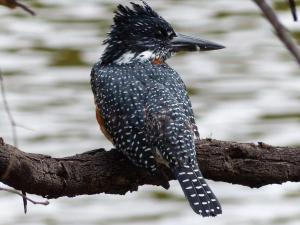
xmin=1 ymin=137 xmax=299 ymax=199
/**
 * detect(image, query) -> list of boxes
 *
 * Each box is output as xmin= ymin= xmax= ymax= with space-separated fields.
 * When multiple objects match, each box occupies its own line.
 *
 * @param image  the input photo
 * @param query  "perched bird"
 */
xmin=91 ymin=1 xmax=224 ymax=216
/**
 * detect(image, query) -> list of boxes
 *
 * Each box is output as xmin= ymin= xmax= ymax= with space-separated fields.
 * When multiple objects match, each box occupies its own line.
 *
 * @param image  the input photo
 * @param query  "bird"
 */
xmin=90 ymin=1 xmax=224 ymax=217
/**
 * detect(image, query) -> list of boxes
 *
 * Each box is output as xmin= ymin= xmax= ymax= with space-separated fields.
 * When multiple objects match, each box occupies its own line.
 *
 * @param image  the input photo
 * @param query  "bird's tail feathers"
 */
xmin=174 ymin=165 xmax=222 ymax=217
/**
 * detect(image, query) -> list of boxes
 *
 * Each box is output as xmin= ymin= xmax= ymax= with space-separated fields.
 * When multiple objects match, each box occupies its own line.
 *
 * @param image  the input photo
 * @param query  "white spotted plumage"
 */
xmin=91 ymin=61 xmax=222 ymax=216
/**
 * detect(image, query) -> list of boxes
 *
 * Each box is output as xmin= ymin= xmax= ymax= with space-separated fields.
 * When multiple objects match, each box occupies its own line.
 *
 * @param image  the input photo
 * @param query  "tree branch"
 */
xmin=0 ymin=187 xmax=49 ymax=206
xmin=1 ymin=137 xmax=300 ymax=199
xmin=0 ymin=0 xmax=35 ymax=15
xmin=253 ymin=0 xmax=300 ymax=65
xmin=288 ymin=0 xmax=298 ymax=21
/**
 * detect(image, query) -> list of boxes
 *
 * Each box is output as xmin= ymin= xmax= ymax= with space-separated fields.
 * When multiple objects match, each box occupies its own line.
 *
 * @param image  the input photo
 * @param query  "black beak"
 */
xmin=170 ymin=33 xmax=225 ymax=52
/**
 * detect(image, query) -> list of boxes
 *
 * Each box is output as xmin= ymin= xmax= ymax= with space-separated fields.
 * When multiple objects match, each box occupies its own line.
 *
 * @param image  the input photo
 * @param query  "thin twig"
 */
xmin=22 ymin=190 xmax=27 ymax=213
xmin=288 ymin=0 xmax=298 ymax=21
xmin=14 ymin=1 xmax=35 ymax=16
xmin=0 ymin=70 xmax=18 ymax=147
xmin=0 ymin=69 xmax=28 ymax=213
xmin=0 ymin=187 xmax=49 ymax=206
xmin=253 ymin=0 xmax=300 ymax=65
xmin=0 ymin=0 xmax=35 ymax=16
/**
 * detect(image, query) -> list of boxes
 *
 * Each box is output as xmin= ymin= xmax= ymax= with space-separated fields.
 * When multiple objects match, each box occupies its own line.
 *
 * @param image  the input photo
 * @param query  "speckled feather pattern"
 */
xmin=91 ymin=61 xmax=221 ymax=216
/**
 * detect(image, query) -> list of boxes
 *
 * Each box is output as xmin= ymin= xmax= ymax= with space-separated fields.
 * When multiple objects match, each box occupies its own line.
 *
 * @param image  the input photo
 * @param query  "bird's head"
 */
xmin=100 ymin=1 xmax=225 ymax=65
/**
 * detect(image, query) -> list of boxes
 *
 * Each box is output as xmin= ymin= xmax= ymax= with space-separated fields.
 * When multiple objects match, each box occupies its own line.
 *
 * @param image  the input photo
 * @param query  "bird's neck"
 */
xmin=113 ymin=50 xmax=165 ymax=65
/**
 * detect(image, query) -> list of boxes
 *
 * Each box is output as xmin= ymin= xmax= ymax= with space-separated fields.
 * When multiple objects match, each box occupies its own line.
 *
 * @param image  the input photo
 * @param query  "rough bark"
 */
xmin=1 ymin=137 xmax=300 ymax=199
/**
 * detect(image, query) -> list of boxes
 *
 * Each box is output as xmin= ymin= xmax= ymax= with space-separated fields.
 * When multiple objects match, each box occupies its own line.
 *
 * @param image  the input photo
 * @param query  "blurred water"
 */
xmin=0 ymin=0 xmax=300 ymax=225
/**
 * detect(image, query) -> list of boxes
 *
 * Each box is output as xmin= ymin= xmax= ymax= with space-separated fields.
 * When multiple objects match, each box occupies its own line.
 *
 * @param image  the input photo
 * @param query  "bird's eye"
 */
xmin=154 ymin=29 xmax=165 ymax=39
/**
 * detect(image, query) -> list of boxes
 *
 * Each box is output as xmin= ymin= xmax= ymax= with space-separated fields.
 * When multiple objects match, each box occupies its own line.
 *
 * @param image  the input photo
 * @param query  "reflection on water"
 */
xmin=0 ymin=0 xmax=300 ymax=225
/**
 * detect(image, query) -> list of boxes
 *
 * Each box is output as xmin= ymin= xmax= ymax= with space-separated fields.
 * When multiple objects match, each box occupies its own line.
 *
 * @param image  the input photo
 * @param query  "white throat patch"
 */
xmin=114 ymin=50 xmax=154 ymax=65
xmin=114 ymin=51 xmax=135 ymax=64
xmin=136 ymin=50 xmax=154 ymax=61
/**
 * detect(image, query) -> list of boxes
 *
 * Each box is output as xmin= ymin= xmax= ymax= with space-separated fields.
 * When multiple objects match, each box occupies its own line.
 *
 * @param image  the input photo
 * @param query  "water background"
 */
xmin=1 ymin=1 xmax=300 ymax=225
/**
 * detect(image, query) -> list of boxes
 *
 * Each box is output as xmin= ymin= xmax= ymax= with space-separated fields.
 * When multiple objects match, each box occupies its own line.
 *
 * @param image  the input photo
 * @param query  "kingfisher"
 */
xmin=91 ymin=1 xmax=224 ymax=216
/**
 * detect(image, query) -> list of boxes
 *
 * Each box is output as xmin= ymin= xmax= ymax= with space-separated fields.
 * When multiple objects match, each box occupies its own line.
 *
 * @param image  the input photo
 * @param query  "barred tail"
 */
xmin=174 ymin=165 xmax=222 ymax=217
